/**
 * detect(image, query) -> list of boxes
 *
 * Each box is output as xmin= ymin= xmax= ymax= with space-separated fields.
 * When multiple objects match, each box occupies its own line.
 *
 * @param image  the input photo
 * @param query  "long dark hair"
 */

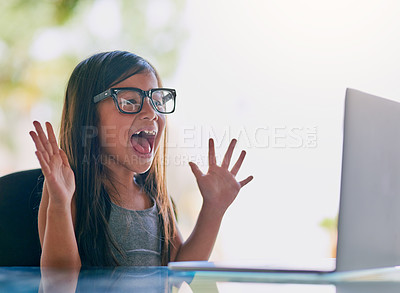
xmin=59 ymin=51 xmax=175 ymax=266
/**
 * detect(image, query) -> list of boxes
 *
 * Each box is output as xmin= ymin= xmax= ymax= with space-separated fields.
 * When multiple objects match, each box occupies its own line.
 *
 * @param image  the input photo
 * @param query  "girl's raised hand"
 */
xmin=30 ymin=121 xmax=75 ymax=208
xmin=189 ymin=138 xmax=253 ymax=214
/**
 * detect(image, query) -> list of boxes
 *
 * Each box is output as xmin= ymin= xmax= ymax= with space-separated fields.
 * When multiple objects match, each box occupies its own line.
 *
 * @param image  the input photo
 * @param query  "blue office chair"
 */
xmin=0 ymin=169 xmax=43 ymax=266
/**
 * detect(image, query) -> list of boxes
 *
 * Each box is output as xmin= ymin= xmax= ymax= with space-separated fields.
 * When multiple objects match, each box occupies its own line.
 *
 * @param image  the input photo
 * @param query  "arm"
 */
xmin=172 ymin=138 xmax=253 ymax=261
xmin=38 ymin=182 xmax=79 ymax=267
xmin=38 ymin=181 xmax=48 ymax=247
xmin=171 ymin=203 xmax=224 ymax=261
xmin=41 ymin=199 xmax=80 ymax=268
xmin=30 ymin=121 xmax=81 ymax=268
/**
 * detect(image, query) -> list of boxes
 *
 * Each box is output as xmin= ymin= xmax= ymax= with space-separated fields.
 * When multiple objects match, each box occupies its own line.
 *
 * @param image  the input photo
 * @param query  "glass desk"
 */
xmin=1 ymin=266 xmax=400 ymax=292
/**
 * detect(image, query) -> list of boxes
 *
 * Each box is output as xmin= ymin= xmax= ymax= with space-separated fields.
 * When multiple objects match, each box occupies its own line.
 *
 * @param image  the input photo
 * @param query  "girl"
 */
xmin=29 ymin=51 xmax=253 ymax=268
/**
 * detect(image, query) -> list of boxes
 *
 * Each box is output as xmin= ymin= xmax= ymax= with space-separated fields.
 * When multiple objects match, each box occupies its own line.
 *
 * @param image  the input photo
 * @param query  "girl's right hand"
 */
xmin=30 ymin=121 xmax=75 ymax=208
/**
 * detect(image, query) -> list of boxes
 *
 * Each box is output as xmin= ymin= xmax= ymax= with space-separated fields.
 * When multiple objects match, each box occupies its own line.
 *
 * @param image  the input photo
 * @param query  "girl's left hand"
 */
xmin=189 ymin=138 xmax=253 ymax=214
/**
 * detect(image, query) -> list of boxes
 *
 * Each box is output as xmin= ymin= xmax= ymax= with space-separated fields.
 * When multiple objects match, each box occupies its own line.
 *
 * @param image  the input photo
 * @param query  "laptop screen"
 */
xmin=336 ymin=88 xmax=400 ymax=271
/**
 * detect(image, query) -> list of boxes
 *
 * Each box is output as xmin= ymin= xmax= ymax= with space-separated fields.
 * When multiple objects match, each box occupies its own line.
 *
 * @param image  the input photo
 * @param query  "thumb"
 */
xmin=188 ymin=161 xmax=203 ymax=179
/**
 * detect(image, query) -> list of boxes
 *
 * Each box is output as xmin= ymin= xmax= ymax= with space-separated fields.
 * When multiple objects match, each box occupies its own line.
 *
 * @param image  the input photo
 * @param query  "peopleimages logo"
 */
xmin=79 ymin=125 xmax=318 ymax=149
xmin=77 ymin=124 xmax=318 ymax=167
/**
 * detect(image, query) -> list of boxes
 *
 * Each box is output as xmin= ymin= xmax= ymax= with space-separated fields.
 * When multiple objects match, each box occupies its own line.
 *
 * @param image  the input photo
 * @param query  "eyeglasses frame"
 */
xmin=93 ymin=87 xmax=176 ymax=114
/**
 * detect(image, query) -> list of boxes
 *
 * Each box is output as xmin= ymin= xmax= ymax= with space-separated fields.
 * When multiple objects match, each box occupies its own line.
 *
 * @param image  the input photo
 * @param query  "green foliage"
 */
xmin=53 ymin=0 xmax=82 ymax=24
xmin=320 ymin=215 xmax=338 ymax=232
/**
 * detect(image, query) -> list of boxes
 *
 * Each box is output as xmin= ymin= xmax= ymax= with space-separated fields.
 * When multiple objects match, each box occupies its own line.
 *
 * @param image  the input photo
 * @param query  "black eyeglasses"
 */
xmin=93 ymin=87 xmax=176 ymax=114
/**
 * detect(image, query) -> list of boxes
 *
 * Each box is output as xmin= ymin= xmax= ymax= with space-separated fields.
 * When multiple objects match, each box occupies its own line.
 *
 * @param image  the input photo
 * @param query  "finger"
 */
xmin=208 ymin=138 xmax=216 ymax=166
xmin=59 ymin=148 xmax=71 ymax=167
xmin=30 ymin=131 xmax=50 ymax=163
xmin=46 ymin=122 xmax=59 ymax=155
xmin=35 ymin=151 xmax=51 ymax=177
xmin=33 ymin=121 xmax=54 ymax=156
xmin=239 ymin=175 xmax=254 ymax=187
xmin=221 ymin=139 xmax=237 ymax=169
xmin=231 ymin=150 xmax=246 ymax=176
xmin=189 ymin=161 xmax=204 ymax=179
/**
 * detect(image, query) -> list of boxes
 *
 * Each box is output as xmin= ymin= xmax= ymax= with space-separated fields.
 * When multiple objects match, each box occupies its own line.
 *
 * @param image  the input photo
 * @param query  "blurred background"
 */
xmin=1 ymin=0 xmax=400 ymax=263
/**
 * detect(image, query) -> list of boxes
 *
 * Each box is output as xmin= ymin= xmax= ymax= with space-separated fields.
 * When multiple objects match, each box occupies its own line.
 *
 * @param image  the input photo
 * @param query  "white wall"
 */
xmin=165 ymin=0 xmax=400 ymax=262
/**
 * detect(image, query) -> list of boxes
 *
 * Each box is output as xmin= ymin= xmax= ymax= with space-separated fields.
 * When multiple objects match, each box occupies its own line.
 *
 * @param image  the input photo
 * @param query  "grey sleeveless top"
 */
xmin=109 ymin=200 xmax=162 ymax=266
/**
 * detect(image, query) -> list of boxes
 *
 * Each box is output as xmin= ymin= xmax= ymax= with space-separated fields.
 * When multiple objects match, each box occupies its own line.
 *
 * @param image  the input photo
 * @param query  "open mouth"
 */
xmin=130 ymin=130 xmax=156 ymax=155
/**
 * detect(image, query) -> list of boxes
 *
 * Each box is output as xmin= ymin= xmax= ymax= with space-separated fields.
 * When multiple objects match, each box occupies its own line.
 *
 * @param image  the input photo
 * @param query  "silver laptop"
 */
xmin=169 ymin=88 xmax=400 ymax=274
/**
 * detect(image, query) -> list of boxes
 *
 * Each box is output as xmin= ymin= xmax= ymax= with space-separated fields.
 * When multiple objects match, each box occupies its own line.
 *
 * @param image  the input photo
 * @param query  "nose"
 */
xmin=140 ymin=97 xmax=157 ymax=120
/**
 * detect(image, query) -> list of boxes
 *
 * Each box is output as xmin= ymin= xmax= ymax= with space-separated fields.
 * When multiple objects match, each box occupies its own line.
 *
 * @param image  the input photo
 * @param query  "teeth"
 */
xmin=134 ymin=130 xmax=156 ymax=135
xmin=143 ymin=130 xmax=156 ymax=135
